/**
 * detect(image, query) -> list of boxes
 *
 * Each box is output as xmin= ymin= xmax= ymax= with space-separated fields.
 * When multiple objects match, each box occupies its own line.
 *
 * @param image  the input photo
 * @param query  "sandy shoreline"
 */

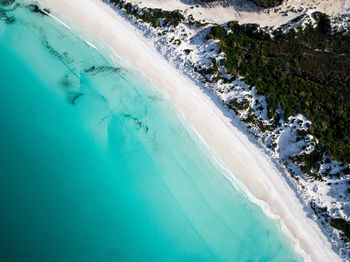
xmin=36 ymin=0 xmax=340 ymax=261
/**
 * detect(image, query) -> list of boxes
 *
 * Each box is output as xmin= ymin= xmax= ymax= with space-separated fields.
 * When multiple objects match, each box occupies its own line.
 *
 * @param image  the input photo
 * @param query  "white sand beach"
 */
xmin=36 ymin=0 xmax=341 ymax=261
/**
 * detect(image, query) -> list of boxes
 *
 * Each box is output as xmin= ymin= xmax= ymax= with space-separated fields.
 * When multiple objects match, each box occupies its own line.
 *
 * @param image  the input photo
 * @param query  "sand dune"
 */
xmin=128 ymin=0 xmax=350 ymax=27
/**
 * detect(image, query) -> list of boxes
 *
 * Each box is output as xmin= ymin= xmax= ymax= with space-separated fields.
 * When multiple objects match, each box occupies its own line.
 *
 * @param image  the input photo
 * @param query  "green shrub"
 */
xmin=108 ymin=0 xmax=184 ymax=27
xmin=248 ymin=0 xmax=284 ymax=8
xmin=207 ymin=13 xmax=350 ymax=166
xmin=330 ymin=218 xmax=350 ymax=240
xmin=201 ymin=0 xmax=284 ymax=6
xmin=139 ymin=8 xmax=184 ymax=27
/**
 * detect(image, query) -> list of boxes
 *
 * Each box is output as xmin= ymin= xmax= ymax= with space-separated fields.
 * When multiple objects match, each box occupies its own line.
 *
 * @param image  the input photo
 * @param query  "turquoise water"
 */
xmin=0 ymin=2 xmax=302 ymax=261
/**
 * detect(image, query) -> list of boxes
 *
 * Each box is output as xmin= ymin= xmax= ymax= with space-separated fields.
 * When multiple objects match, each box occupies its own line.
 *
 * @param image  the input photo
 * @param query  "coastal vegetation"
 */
xmin=207 ymin=14 xmax=350 ymax=172
xmin=248 ymin=0 xmax=284 ymax=8
xmin=199 ymin=0 xmax=284 ymax=8
xmin=331 ymin=218 xmax=350 ymax=241
xmin=108 ymin=0 xmax=184 ymax=27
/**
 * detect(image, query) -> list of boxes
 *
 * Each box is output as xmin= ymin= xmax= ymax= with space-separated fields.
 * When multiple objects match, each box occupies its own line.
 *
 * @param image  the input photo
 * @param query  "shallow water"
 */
xmin=0 ymin=2 xmax=302 ymax=261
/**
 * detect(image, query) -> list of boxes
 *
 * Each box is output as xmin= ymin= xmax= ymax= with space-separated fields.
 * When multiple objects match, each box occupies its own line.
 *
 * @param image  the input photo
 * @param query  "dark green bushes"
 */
xmin=137 ymin=9 xmax=184 ymax=27
xmin=312 ymin=12 xmax=331 ymax=34
xmin=331 ymin=218 xmax=350 ymax=240
xmin=107 ymin=0 xmax=184 ymax=27
xmin=200 ymin=0 xmax=283 ymax=7
xmin=184 ymin=49 xmax=192 ymax=54
xmin=248 ymin=0 xmax=284 ymax=8
xmin=207 ymin=14 xmax=350 ymax=165
xmin=290 ymin=151 xmax=323 ymax=180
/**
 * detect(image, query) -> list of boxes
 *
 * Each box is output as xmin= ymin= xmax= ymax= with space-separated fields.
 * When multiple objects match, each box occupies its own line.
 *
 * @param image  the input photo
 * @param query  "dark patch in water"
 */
xmin=84 ymin=65 xmax=121 ymax=75
xmin=123 ymin=113 xmax=149 ymax=133
xmin=62 ymin=51 xmax=74 ymax=65
xmin=59 ymin=74 xmax=72 ymax=89
xmin=43 ymin=36 xmax=62 ymax=59
xmin=84 ymin=66 xmax=96 ymax=73
xmin=0 ymin=0 xmax=15 ymax=7
xmin=0 ymin=7 xmax=15 ymax=24
xmin=99 ymin=111 xmax=113 ymax=124
xmin=1 ymin=1 xmax=19 ymax=11
xmin=148 ymin=95 xmax=163 ymax=104
xmin=43 ymin=37 xmax=79 ymax=78
xmin=70 ymin=93 xmax=83 ymax=105
xmin=27 ymin=4 xmax=49 ymax=16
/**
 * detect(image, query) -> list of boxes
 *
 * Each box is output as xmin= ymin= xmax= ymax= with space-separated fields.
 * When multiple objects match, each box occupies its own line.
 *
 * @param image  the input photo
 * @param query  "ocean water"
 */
xmin=0 ymin=2 xmax=303 ymax=261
